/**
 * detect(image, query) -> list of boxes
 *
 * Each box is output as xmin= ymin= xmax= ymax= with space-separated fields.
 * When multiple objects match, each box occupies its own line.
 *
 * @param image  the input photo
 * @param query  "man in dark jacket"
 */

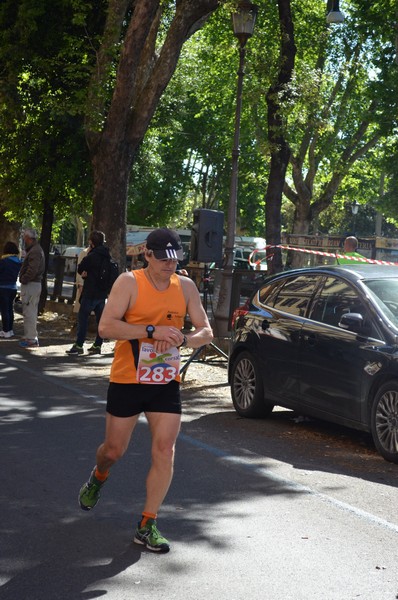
xmin=66 ymin=230 xmax=110 ymax=355
xmin=19 ymin=229 xmax=45 ymax=348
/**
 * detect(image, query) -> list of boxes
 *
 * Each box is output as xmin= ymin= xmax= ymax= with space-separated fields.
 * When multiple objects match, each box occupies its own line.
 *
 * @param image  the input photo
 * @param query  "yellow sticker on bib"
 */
xmin=137 ymin=343 xmax=180 ymax=384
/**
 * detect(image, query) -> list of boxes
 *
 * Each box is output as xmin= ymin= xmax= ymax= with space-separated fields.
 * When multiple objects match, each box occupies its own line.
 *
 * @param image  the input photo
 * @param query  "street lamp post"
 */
xmin=214 ymin=1 xmax=258 ymax=339
xmin=351 ymin=200 xmax=360 ymax=235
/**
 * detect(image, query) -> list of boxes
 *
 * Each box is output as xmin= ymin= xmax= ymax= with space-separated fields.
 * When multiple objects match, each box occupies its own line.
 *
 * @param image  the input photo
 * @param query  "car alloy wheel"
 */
xmin=231 ymin=351 xmax=273 ymax=418
xmin=371 ymin=381 xmax=398 ymax=464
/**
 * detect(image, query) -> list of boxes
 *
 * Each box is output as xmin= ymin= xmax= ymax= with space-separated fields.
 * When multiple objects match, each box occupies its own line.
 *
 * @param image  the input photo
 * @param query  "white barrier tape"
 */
xmin=248 ymin=245 xmax=398 ymax=268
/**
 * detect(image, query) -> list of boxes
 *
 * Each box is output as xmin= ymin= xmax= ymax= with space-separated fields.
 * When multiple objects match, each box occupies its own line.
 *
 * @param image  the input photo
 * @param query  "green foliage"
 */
xmin=124 ymin=0 xmax=398 ymax=237
xmin=1 ymin=0 xmax=398 ymax=245
xmin=272 ymin=0 xmax=398 ymax=233
xmin=126 ymin=5 xmax=268 ymax=235
xmin=0 ymin=0 xmax=102 ymax=228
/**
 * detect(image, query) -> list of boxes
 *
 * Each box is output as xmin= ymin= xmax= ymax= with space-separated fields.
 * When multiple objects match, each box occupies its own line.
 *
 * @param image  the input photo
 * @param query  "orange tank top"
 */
xmin=110 ymin=269 xmax=186 ymax=384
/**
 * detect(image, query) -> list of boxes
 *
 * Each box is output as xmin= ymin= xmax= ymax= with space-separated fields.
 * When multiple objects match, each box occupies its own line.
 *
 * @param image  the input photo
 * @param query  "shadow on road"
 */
xmin=181 ymin=384 xmax=397 ymax=488
xmin=1 ymin=339 xmax=397 ymax=599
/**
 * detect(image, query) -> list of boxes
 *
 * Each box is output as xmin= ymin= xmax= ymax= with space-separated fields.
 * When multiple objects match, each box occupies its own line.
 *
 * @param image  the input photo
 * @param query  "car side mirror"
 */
xmin=339 ymin=312 xmax=364 ymax=333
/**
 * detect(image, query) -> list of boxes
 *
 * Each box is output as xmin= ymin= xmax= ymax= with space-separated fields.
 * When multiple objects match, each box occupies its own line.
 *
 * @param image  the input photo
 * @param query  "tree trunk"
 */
xmin=92 ymin=141 xmax=132 ymax=271
xmin=87 ymin=1 xmax=219 ymax=268
xmin=288 ymin=201 xmax=312 ymax=269
xmin=265 ymin=0 xmax=296 ymax=275
xmin=39 ymin=200 xmax=54 ymax=313
xmin=73 ymin=217 xmax=86 ymax=247
xmin=266 ymin=155 xmax=288 ymax=273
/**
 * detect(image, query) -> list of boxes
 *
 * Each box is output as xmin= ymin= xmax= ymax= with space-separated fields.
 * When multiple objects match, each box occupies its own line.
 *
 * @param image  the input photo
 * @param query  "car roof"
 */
xmin=266 ymin=264 xmax=398 ymax=284
xmin=63 ymin=246 xmax=85 ymax=255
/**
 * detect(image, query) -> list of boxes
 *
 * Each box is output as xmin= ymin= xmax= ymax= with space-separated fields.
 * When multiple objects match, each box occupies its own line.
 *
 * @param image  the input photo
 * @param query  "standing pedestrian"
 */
xmin=19 ymin=229 xmax=45 ymax=348
xmin=337 ymin=236 xmax=365 ymax=265
xmin=66 ymin=230 xmax=112 ymax=355
xmin=78 ymin=227 xmax=213 ymax=553
xmin=0 ymin=241 xmax=22 ymax=338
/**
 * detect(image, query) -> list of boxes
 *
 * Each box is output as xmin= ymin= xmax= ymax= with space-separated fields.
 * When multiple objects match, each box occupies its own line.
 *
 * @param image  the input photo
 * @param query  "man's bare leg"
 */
xmin=79 ymin=413 xmax=139 ymax=510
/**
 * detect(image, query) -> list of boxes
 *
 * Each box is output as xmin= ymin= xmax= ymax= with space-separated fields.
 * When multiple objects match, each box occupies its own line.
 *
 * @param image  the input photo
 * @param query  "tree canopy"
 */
xmin=0 ymin=0 xmax=397 ymax=271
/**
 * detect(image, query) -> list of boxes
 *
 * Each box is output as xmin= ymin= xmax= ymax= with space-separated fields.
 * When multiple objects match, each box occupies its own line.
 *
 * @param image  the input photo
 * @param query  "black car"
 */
xmin=229 ymin=264 xmax=398 ymax=463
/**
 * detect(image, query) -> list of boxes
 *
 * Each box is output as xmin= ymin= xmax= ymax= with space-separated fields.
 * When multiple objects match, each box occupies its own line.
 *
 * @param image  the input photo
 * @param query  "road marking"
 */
xmin=179 ymin=433 xmax=398 ymax=534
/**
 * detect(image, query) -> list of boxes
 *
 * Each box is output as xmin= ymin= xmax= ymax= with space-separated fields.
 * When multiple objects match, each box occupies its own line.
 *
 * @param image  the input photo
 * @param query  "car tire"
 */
xmin=231 ymin=351 xmax=274 ymax=418
xmin=370 ymin=381 xmax=398 ymax=464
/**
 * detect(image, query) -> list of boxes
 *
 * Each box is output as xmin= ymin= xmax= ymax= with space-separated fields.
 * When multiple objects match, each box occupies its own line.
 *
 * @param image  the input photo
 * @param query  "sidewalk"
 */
xmin=0 ymin=308 xmax=229 ymax=406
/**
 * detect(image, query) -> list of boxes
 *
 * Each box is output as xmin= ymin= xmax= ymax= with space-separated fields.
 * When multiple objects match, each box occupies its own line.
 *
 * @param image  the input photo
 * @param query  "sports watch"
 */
xmin=178 ymin=335 xmax=187 ymax=348
xmin=146 ymin=325 xmax=155 ymax=339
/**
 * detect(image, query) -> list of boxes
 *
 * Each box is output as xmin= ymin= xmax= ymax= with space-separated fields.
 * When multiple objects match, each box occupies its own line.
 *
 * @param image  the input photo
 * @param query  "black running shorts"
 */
xmin=106 ymin=380 xmax=181 ymax=417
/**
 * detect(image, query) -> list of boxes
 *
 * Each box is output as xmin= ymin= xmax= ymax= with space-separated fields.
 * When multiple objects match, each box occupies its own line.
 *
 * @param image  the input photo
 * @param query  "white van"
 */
xmin=234 ymin=247 xmax=267 ymax=270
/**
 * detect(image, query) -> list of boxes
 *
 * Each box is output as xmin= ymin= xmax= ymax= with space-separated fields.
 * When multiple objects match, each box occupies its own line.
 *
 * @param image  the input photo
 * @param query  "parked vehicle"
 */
xmin=232 ymin=259 xmax=265 ymax=297
xmin=229 ymin=264 xmax=398 ymax=463
xmin=207 ymin=248 xmax=266 ymax=298
xmin=62 ymin=246 xmax=85 ymax=275
xmin=234 ymin=246 xmax=267 ymax=270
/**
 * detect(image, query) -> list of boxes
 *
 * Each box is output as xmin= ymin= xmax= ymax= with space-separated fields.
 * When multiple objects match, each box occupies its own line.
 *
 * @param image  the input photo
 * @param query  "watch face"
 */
xmin=146 ymin=325 xmax=155 ymax=338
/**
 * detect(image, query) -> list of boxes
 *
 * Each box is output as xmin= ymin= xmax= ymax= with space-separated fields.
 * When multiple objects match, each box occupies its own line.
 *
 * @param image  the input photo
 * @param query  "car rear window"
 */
xmin=259 ymin=274 xmax=320 ymax=317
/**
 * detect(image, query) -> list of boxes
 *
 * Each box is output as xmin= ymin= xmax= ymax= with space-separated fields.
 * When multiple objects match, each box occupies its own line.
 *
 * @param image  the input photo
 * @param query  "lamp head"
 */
xmin=326 ymin=10 xmax=345 ymax=23
xmin=326 ymin=0 xmax=345 ymax=24
xmin=232 ymin=1 xmax=258 ymax=47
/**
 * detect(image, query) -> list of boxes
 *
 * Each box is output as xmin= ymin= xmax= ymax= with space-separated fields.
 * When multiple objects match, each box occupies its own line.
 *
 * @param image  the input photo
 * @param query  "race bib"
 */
xmin=137 ymin=343 xmax=180 ymax=384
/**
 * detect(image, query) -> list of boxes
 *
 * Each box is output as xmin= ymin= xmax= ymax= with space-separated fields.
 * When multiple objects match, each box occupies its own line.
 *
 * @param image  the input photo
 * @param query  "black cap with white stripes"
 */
xmin=145 ymin=228 xmax=184 ymax=261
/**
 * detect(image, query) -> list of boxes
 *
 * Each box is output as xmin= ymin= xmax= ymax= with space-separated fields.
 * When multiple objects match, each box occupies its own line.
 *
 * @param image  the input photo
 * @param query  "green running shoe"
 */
xmin=66 ymin=344 xmax=83 ymax=355
xmin=79 ymin=469 xmax=107 ymax=511
xmin=133 ymin=519 xmax=170 ymax=553
xmin=87 ymin=344 xmax=101 ymax=354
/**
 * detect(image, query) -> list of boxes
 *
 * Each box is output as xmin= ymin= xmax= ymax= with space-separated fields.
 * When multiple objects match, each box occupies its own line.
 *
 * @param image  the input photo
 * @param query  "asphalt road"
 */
xmin=1 ymin=336 xmax=397 ymax=600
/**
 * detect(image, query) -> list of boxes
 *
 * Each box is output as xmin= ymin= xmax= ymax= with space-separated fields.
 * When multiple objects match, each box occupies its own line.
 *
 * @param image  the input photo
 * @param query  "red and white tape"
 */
xmin=248 ymin=245 xmax=398 ymax=268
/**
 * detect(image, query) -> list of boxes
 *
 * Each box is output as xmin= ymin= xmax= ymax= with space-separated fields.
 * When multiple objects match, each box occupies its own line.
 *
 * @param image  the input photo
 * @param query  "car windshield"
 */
xmin=364 ymin=278 xmax=398 ymax=327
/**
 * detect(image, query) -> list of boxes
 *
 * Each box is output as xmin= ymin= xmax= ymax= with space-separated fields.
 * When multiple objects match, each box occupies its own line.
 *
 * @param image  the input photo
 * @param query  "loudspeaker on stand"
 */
xmin=190 ymin=208 xmax=224 ymax=263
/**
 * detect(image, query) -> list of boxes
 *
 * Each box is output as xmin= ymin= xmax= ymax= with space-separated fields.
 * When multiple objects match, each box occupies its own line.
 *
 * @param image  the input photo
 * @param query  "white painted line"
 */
xmin=179 ymin=433 xmax=398 ymax=534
